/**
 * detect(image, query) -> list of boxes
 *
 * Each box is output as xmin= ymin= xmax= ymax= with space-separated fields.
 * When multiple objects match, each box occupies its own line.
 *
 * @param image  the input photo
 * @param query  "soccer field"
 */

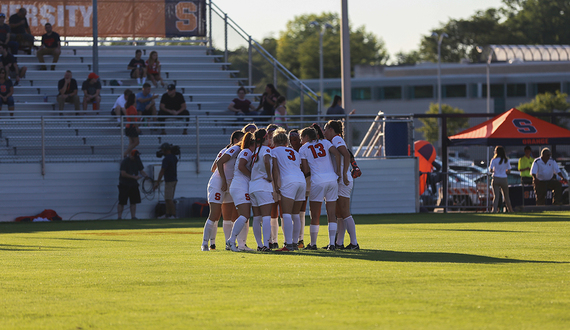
xmin=1 ymin=212 xmax=569 ymax=329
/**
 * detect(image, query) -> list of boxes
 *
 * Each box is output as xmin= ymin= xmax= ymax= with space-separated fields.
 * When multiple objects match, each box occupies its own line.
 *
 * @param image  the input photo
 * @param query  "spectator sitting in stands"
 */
xmin=128 ymin=49 xmax=147 ymax=85
xmin=37 ymin=23 xmax=61 ymax=71
xmin=9 ymin=8 xmax=34 ymax=53
xmin=82 ymin=72 xmax=101 ymax=112
xmin=255 ymin=83 xmax=280 ymax=121
xmin=57 ymin=70 xmax=81 ymax=115
xmin=136 ymin=82 xmax=158 ymax=122
xmin=0 ymin=44 xmax=26 ymax=86
xmin=0 ymin=68 xmax=14 ymax=116
xmin=159 ymin=84 xmax=189 ymax=135
xmin=146 ymin=51 xmax=165 ymax=88
xmin=273 ymin=96 xmax=288 ymax=128
xmin=227 ymin=87 xmax=258 ymax=117
xmin=0 ymin=13 xmax=19 ymax=55
xmin=111 ymin=89 xmax=133 ymax=118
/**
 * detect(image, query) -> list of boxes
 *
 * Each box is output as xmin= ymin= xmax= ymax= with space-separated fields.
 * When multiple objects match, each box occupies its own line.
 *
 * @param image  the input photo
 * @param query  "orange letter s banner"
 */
xmin=165 ymin=0 xmax=205 ymax=37
xmin=175 ymin=2 xmax=197 ymax=32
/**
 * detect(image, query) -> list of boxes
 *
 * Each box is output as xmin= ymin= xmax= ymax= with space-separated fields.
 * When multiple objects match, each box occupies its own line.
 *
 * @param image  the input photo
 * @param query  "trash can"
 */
xmin=383 ymin=121 xmax=408 ymax=157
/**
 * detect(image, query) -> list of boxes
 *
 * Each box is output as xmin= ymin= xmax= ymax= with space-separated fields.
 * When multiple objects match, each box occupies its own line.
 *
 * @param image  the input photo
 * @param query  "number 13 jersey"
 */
xmin=299 ymin=139 xmax=338 ymax=185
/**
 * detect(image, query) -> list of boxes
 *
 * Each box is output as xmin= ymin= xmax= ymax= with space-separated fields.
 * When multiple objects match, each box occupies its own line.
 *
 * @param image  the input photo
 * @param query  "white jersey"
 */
xmin=249 ymin=146 xmax=273 ymax=193
xmin=272 ymin=146 xmax=305 ymax=185
xmin=207 ymin=147 xmax=227 ymax=188
xmin=299 ymin=139 xmax=338 ymax=185
xmin=331 ymin=135 xmax=353 ymax=183
xmin=232 ymin=148 xmax=253 ymax=186
xmin=220 ymin=145 xmax=241 ymax=181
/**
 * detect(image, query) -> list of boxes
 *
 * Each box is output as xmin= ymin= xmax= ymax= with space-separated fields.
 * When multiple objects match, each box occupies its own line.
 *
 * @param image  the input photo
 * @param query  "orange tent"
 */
xmin=448 ymin=108 xmax=570 ymax=146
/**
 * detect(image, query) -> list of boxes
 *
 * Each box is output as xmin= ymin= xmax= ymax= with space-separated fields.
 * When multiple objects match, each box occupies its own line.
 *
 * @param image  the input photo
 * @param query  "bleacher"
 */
xmin=0 ymin=42 xmax=262 ymax=162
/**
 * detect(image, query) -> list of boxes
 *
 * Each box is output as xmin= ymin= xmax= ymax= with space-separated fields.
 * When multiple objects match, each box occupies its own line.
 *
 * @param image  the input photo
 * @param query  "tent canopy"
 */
xmin=448 ymin=108 xmax=570 ymax=146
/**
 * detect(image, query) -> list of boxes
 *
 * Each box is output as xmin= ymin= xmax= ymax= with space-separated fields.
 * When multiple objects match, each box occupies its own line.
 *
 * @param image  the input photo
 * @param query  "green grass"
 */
xmin=1 ymin=212 xmax=569 ymax=329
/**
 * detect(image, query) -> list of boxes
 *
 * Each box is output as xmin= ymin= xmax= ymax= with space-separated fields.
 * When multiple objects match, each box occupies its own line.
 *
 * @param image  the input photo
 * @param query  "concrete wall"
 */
xmin=0 ymin=158 xmax=418 ymax=222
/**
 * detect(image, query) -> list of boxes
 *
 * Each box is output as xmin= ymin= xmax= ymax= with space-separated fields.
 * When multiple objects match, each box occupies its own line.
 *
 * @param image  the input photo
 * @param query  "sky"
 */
xmin=211 ymin=0 xmax=504 ymax=61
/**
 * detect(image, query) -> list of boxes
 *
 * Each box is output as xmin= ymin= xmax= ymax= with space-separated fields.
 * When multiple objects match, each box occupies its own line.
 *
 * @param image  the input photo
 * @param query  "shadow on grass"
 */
xmin=0 ymin=243 xmax=71 ymax=251
xmin=275 ymin=249 xmax=567 ymax=264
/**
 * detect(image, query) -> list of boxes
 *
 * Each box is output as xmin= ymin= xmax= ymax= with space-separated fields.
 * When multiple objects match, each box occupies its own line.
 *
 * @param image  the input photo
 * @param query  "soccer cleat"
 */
xmin=335 ymin=244 xmax=345 ymax=250
xmin=257 ymin=246 xmax=271 ymax=252
xmin=239 ymin=245 xmax=254 ymax=252
xmin=276 ymin=246 xmax=291 ymax=252
xmin=289 ymin=244 xmax=298 ymax=251
xmin=346 ymin=243 xmax=360 ymax=250
xmin=210 ymin=244 xmax=216 ymax=250
xmin=226 ymin=239 xmax=239 ymax=251
xmin=297 ymin=240 xmax=305 ymax=249
xmin=201 ymin=244 xmax=209 ymax=251
xmin=324 ymin=244 xmax=336 ymax=251
xmin=304 ymin=244 xmax=317 ymax=250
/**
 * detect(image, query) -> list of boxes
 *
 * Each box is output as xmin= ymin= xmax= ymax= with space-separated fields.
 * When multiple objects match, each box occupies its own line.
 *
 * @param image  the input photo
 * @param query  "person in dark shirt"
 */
xmin=0 ymin=13 xmax=19 ymax=55
xmin=127 ymin=49 xmax=147 ymax=85
xmin=118 ymin=149 xmax=148 ymax=220
xmin=227 ymin=86 xmax=258 ymax=116
xmin=0 ymin=68 xmax=14 ymax=116
xmin=255 ymin=83 xmax=280 ymax=121
xmin=37 ymin=23 xmax=61 ymax=70
xmin=153 ymin=143 xmax=179 ymax=219
xmin=0 ymin=44 xmax=26 ymax=86
xmin=82 ymin=72 xmax=102 ymax=111
xmin=158 ymin=84 xmax=189 ymax=135
xmin=8 ymin=8 xmax=34 ymax=52
xmin=57 ymin=70 xmax=80 ymax=114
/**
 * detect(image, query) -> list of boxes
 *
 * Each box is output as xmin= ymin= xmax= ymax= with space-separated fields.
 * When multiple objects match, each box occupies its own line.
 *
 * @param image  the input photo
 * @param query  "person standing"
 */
xmin=57 ymin=70 xmax=81 ymax=115
xmin=123 ymin=93 xmax=140 ymax=158
xmin=37 ymin=23 xmax=61 ymax=70
xmin=488 ymin=146 xmax=514 ymax=213
xmin=118 ymin=150 xmax=148 ymax=220
xmin=531 ymin=148 xmax=565 ymax=206
xmin=8 ymin=8 xmax=34 ymax=53
xmin=82 ymin=72 xmax=101 ymax=112
xmin=518 ymin=146 xmax=534 ymax=185
xmin=154 ymin=143 xmax=179 ymax=218
xmin=128 ymin=49 xmax=147 ymax=85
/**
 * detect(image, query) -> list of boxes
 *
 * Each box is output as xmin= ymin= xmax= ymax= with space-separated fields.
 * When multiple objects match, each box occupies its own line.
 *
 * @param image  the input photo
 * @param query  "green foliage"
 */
xmin=517 ymin=91 xmax=570 ymax=127
xmin=418 ymin=103 xmax=470 ymax=143
xmin=287 ymin=92 xmax=331 ymax=117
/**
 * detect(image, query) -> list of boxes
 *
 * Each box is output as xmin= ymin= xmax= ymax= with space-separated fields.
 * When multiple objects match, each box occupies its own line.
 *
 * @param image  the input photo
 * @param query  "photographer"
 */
xmin=118 ymin=150 xmax=148 ymax=220
xmin=154 ymin=143 xmax=179 ymax=218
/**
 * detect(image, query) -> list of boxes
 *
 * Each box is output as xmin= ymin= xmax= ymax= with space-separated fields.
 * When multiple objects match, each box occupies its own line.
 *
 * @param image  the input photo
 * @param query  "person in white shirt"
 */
xmin=112 ymin=89 xmax=132 ymax=117
xmin=530 ymin=147 xmax=564 ymax=205
xmin=272 ymin=128 xmax=306 ymax=251
xmin=201 ymin=131 xmax=244 ymax=251
xmin=488 ymin=146 xmax=513 ymax=213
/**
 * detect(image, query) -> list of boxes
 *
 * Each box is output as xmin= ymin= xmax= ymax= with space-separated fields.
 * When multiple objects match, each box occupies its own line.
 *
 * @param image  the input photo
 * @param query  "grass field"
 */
xmin=1 ymin=212 xmax=569 ymax=329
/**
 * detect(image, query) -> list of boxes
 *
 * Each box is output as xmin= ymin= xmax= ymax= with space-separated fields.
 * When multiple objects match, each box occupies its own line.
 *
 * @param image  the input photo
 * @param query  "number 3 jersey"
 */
xmin=271 ymin=146 xmax=305 ymax=185
xmin=299 ymin=139 xmax=338 ymax=185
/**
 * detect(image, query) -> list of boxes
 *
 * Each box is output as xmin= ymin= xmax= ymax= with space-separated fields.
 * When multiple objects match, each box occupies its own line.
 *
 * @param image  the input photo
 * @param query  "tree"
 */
xmin=417 ymin=103 xmax=470 ymax=144
xmin=276 ymin=12 xmax=389 ymax=80
xmin=517 ymin=91 xmax=570 ymax=127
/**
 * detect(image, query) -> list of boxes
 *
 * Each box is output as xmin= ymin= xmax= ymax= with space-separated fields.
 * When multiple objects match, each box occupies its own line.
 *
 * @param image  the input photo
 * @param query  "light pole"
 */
xmin=432 ymin=32 xmax=448 ymax=153
xmin=310 ymin=21 xmax=332 ymax=121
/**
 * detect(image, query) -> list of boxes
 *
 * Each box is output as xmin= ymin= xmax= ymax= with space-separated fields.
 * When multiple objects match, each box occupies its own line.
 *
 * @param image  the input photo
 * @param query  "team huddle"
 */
xmin=201 ymin=120 xmax=361 ymax=252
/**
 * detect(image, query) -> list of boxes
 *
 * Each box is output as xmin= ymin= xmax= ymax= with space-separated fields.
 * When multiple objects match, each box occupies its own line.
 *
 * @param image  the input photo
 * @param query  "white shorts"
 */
xmin=250 ymin=191 xmax=274 ymax=207
xmin=309 ymin=180 xmax=338 ymax=202
xmin=207 ymin=185 xmax=232 ymax=204
xmin=230 ymin=186 xmax=251 ymax=206
xmin=281 ymin=181 xmax=306 ymax=201
xmin=338 ymin=180 xmax=353 ymax=198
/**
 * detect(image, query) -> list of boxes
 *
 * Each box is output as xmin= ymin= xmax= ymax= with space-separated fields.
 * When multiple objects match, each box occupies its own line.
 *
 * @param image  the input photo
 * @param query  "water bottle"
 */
xmin=43 ymin=94 xmax=48 ymax=102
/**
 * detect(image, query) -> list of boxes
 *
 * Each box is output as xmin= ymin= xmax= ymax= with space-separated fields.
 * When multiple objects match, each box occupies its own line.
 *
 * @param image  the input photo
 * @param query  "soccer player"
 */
xmin=325 ymin=120 xmax=360 ymax=250
xmin=299 ymin=125 xmax=341 ymax=250
xmin=201 ymin=131 xmax=244 ymax=251
xmin=288 ymin=129 xmax=308 ymax=248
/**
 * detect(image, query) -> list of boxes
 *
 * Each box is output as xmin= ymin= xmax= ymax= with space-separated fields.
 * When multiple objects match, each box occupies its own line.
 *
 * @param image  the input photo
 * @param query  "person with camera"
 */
xmin=154 ymin=143 xmax=179 ymax=218
xmin=118 ymin=149 xmax=148 ymax=220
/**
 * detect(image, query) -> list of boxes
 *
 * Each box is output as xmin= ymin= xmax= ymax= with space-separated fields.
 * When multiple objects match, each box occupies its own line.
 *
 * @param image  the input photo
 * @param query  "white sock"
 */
xmin=142 ymin=77 xmax=146 ymax=84
xmin=281 ymin=214 xmax=293 ymax=245
xmin=328 ymin=222 xmax=337 ymax=246
xmin=270 ymin=217 xmax=279 ymax=244
xmin=202 ymin=219 xmax=213 ymax=245
xmin=262 ymin=216 xmax=271 ymax=248
xmin=237 ymin=218 xmax=249 ymax=247
xmin=223 ymin=220 xmax=233 ymax=241
xmin=137 ymin=77 xmax=141 ymax=84
xmin=253 ymin=216 xmax=263 ymax=248
xmin=299 ymin=211 xmax=305 ymax=241
xmin=230 ymin=215 xmax=247 ymax=244
xmin=344 ymin=216 xmax=358 ymax=245
xmin=310 ymin=224 xmax=319 ymax=246
xmin=209 ymin=220 xmax=218 ymax=245
xmin=336 ymin=217 xmax=345 ymax=246
xmin=292 ymin=214 xmax=301 ymax=244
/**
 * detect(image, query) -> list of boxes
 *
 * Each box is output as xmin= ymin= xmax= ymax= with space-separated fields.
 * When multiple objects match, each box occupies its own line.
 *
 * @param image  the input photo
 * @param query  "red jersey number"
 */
xmin=286 ymin=149 xmax=296 ymax=161
xmin=308 ymin=143 xmax=326 ymax=159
